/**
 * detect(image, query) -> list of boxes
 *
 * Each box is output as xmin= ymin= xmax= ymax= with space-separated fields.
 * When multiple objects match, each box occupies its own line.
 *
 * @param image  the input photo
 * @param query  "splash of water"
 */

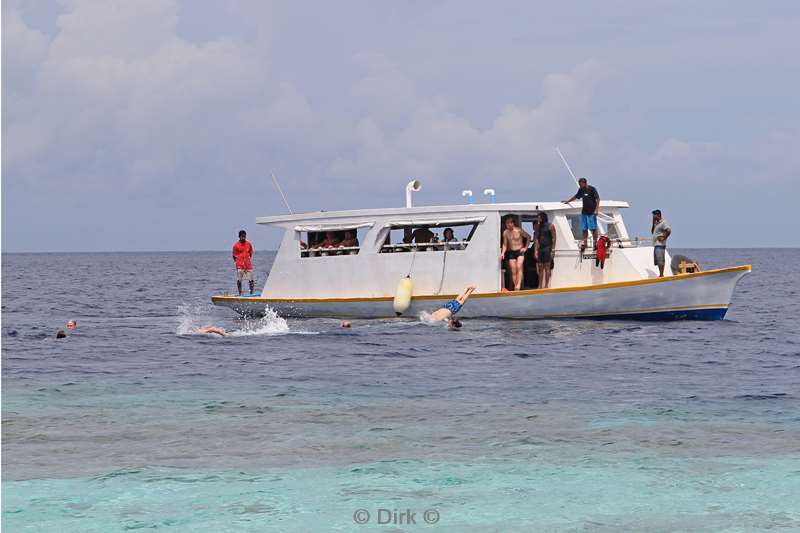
xmin=228 ymin=306 xmax=289 ymax=337
xmin=419 ymin=311 xmax=447 ymax=327
xmin=176 ymin=303 xmax=213 ymax=335
xmin=176 ymin=303 xmax=290 ymax=337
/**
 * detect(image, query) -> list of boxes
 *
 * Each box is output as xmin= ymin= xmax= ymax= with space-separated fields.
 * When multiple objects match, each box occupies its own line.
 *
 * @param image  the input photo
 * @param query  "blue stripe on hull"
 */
xmin=220 ymin=302 xmax=730 ymax=321
xmin=580 ymin=308 xmax=728 ymax=321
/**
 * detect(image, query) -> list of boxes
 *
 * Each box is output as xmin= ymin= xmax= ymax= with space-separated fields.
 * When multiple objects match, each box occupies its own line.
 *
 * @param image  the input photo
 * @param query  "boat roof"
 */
xmin=256 ymin=201 xmax=630 ymax=226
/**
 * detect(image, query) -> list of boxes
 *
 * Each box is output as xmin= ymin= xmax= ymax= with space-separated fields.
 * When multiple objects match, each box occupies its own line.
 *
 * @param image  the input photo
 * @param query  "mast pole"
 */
xmin=555 ymin=146 xmax=580 ymax=188
xmin=271 ymin=171 xmax=294 ymax=214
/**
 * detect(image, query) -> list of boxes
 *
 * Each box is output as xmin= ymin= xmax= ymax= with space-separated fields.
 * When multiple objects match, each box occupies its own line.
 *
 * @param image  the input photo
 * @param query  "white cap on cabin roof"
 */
xmin=256 ymin=200 xmax=629 ymax=227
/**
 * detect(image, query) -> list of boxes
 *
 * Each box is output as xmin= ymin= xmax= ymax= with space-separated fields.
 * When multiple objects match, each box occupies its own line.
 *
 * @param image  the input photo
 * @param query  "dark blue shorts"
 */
xmin=444 ymin=300 xmax=462 ymax=315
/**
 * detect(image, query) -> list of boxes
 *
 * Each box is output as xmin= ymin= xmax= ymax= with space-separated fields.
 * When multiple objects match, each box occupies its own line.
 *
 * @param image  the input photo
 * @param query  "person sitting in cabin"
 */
xmin=429 ymin=285 xmax=477 ymax=329
xmin=442 ymin=227 xmax=461 ymax=250
xmin=405 ymin=225 xmax=435 ymax=245
xmin=534 ymin=212 xmax=557 ymax=289
xmin=340 ymin=230 xmax=359 ymax=248
xmin=500 ymin=217 xmax=531 ymax=291
xmin=562 ymin=177 xmax=600 ymax=251
xmin=319 ymin=231 xmax=341 ymax=248
xmin=651 ymin=209 xmax=672 ymax=277
xmin=232 ymin=229 xmax=255 ymax=296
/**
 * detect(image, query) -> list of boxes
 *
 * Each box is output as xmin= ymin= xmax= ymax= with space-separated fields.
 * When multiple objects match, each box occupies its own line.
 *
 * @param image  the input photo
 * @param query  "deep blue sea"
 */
xmin=2 ymin=249 xmax=799 ymax=532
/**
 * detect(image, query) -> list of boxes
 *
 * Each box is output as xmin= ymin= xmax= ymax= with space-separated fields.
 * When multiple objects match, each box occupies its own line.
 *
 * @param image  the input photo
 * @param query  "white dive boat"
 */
xmin=212 ymin=182 xmax=750 ymax=320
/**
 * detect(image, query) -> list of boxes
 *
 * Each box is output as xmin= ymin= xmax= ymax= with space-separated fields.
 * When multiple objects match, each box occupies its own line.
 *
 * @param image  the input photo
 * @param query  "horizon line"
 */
xmin=2 ymin=246 xmax=799 ymax=254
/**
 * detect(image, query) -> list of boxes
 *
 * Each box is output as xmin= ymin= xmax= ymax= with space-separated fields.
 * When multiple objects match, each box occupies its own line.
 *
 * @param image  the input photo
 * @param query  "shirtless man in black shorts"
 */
xmin=500 ymin=217 xmax=531 ymax=291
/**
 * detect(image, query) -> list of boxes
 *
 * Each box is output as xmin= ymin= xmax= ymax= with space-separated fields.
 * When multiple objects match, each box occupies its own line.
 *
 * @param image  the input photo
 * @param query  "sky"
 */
xmin=3 ymin=0 xmax=799 ymax=252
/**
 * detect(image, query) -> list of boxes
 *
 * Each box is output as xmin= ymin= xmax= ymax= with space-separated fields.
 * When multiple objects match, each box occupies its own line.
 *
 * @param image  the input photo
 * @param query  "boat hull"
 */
xmin=211 ymin=265 xmax=750 ymax=321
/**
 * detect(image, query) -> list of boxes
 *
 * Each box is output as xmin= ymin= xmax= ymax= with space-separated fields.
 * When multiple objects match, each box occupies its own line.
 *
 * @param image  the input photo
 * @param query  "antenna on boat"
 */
xmin=555 ymin=147 xmax=615 ymax=223
xmin=555 ymin=146 xmax=580 ymax=188
xmin=270 ymin=171 xmax=294 ymax=214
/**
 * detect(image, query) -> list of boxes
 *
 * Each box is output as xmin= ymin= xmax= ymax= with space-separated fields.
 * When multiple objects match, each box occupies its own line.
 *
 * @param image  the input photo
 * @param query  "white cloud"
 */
xmin=3 ymin=1 xmax=799 ymax=249
xmin=326 ymin=59 xmax=609 ymax=195
xmin=2 ymin=1 xmax=50 ymax=69
xmin=241 ymin=82 xmax=315 ymax=142
xmin=3 ymin=0 xmax=314 ymax=192
xmin=351 ymin=52 xmax=417 ymax=128
xmin=652 ymin=138 xmax=725 ymax=162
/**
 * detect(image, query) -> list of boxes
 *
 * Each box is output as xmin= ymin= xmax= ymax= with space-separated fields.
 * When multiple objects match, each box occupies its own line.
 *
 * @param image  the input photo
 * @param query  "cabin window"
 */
xmin=379 ymin=221 xmax=480 ymax=253
xmin=566 ymin=213 xmax=620 ymax=242
xmin=299 ymin=227 xmax=366 ymax=257
xmin=598 ymin=217 xmax=620 ymax=240
xmin=566 ymin=214 xmax=583 ymax=241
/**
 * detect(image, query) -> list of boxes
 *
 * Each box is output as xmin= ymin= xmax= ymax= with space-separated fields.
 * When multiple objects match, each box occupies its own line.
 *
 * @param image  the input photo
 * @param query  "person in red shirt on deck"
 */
xmin=232 ymin=229 xmax=255 ymax=295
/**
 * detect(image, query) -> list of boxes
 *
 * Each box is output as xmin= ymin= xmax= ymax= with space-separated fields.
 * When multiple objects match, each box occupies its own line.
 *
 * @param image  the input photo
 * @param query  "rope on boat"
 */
xmin=435 ymin=246 xmax=448 ymax=295
xmin=407 ymin=247 xmax=417 ymax=277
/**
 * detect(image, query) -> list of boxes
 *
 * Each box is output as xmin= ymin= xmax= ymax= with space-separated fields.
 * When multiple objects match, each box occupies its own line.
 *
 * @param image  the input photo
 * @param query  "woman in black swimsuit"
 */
xmin=534 ymin=212 xmax=557 ymax=289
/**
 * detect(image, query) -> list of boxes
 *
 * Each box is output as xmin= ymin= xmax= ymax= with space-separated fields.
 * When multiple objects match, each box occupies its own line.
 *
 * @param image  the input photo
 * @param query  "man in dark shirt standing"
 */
xmin=563 ymin=177 xmax=600 ymax=250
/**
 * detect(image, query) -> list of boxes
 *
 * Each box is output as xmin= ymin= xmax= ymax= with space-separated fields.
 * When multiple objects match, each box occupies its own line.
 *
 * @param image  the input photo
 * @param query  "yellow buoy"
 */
xmin=393 ymin=276 xmax=413 ymax=315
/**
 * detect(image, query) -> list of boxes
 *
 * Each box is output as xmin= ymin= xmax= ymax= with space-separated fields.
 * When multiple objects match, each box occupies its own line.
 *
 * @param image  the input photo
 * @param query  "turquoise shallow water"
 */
xmin=4 ymin=458 xmax=799 ymax=532
xmin=3 ymin=249 xmax=800 ymax=531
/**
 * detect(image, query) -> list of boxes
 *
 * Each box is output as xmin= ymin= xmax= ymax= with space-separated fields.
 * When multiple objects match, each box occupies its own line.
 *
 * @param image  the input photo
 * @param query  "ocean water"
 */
xmin=2 ymin=249 xmax=799 ymax=532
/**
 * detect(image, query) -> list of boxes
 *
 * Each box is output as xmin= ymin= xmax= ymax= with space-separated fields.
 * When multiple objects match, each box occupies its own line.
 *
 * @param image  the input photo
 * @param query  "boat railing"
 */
xmin=302 ymin=246 xmax=361 ymax=257
xmin=545 ymin=237 xmax=658 ymax=260
xmin=380 ymin=241 xmax=468 ymax=253
xmin=569 ymin=236 xmax=653 ymax=249
xmin=616 ymin=237 xmax=653 ymax=247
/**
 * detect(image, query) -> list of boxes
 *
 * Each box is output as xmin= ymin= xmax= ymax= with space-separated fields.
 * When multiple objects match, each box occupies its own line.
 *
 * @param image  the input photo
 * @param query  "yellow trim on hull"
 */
xmin=211 ymin=264 xmax=751 ymax=305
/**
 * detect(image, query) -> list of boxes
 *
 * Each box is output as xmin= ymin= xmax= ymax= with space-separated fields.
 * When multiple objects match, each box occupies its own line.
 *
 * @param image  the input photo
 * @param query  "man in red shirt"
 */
xmin=232 ymin=229 xmax=255 ymax=295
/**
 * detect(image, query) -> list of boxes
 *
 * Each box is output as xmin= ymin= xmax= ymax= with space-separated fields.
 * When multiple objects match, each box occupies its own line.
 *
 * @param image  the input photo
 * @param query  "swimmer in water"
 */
xmin=67 ymin=320 xmax=77 ymax=330
xmin=198 ymin=326 xmax=226 ymax=336
xmin=429 ymin=285 xmax=476 ymax=329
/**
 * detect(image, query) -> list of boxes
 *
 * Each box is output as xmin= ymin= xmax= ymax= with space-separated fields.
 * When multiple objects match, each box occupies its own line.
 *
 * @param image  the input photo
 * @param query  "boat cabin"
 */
xmin=256 ymin=200 xmax=663 ymax=299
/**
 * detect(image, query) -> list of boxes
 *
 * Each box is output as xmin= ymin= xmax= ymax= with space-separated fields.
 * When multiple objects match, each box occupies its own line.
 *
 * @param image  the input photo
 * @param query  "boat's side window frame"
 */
xmin=564 ymin=212 xmax=622 ymax=244
xmin=500 ymin=212 xmax=541 ymax=236
xmin=379 ymin=221 xmax=480 ymax=253
xmin=598 ymin=217 xmax=621 ymax=240
xmin=298 ymin=227 xmax=364 ymax=258
xmin=565 ymin=214 xmax=583 ymax=242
